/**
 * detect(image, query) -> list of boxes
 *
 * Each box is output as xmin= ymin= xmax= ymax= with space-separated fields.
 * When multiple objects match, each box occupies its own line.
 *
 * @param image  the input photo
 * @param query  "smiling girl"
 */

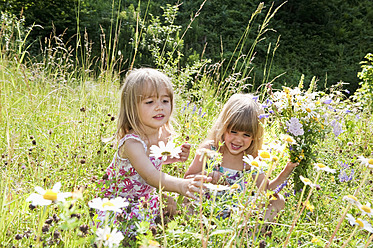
xmin=185 ymin=93 xmax=297 ymax=221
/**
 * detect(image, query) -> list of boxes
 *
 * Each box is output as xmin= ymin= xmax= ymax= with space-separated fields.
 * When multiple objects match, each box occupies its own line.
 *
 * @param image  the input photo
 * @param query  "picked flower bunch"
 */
xmin=261 ymin=77 xmax=342 ymax=191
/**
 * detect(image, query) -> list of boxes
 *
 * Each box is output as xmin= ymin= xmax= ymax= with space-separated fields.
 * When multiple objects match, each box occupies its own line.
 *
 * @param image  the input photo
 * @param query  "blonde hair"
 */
xmin=116 ymin=68 xmax=174 ymax=141
xmin=207 ymin=93 xmax=264 ymax=157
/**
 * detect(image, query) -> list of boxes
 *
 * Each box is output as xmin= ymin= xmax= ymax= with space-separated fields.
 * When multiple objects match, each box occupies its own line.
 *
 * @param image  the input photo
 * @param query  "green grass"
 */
xmin=1 ymin=4 xmax=373 ymax=248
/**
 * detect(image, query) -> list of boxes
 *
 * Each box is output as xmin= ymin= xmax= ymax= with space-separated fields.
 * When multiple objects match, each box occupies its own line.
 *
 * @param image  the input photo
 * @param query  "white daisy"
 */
xmin=281 ymin=134 xmax=297 ymax=145
xmin=89 ymin=197 xmax=128 ymax=213
xmin=149 ymin=141 xmax=182 ymax=161
xmin=346 ymin=214 xmax=373 ymax=233
xmin=313 ymin=163 xmax=336 ymax=173
xmin=258 ymin=150 xmax=272 ymax=161
xmin=147 ymin=240 xmax=161 ymax=247
xmin=342 ymin=195 xmax=360 ymax=206
xmin=26 ymin=182 xmax=72 ymax=206
xmin=96 ymin=226 xmax=124 ymax=248
xmin=300 ymin=176 xmax=315 ymax=187
xmin=357 ymin=156 xmax=373 ymax=169
xmin=243 ymin=155 xmax=267 ymax=170
xmin=301 ymin=101 xmax=317 ymax=119
xmin=268 ymin=141 xmax=286 ymax=153
xmin=358 ymin=202 xmax=373 ymax=217
xmin=204 ymin=183 xmax=230 ymax=192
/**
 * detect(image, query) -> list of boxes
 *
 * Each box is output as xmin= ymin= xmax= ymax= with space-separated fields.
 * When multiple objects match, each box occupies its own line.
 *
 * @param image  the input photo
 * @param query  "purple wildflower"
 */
xmin=259 ymin=114 xmax=270 ymax=119
xmin=331 ymin=120 xmax=344 ymax=137
xmin=198 ymin=107 xmax=202 ymax=116
xmin=323 ymin=99 xmax=332 ymax=104
xmin=286 ymin=117 xmax=304 ymax=136
xmin=274 ymin=180 xmax=288 ymax=194
xmin=338 ymin=162 xmax=354 ymax=183
xmin=192 ymin=105 xmax=196 ymax=114
xmin=201 ymin=112 xmax=206 ymax=118
xmin=344 ymin=89 xmax=350 ymax=94
xmin=252 ymin=96 xmax=259 ymax=102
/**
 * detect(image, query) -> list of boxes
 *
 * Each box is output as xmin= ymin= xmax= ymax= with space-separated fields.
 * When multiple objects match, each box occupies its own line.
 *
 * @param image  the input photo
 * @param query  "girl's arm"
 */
xmin=184 ymin=143 xmax=207 ymax=177
xmin=122 ymin=139 xmax=210 ymax=199
xmin=268 ymin=161 xmax=298 ymax=190
xmin=252 ymin=172 xmax=269 ymax=191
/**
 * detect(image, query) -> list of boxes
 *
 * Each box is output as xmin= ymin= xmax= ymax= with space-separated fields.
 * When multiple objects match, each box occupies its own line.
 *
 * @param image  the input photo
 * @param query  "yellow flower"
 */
xmin=258 ymin=150 xmax=271 ymax=160
xmin=311 ymin=237 xmax=319 ymax=243
xmin=305 ymin=201 xmax=314 ymax=212
xmin=185 ymin=123 xmax=190 ymax=129
xmin=231 ymin=184 xmax=240 ymax=190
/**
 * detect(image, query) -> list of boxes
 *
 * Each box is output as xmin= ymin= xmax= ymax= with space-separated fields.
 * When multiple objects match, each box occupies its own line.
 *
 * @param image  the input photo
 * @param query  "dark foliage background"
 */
xmin=1 ymin=0 xmax=372 ymax=92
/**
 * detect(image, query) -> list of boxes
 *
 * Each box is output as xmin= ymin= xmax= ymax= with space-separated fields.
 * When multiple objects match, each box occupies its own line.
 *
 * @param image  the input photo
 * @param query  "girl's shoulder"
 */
xmin=118 ymin=134 xmax=147 ymax=150
xmin=117 ymin=134 xmax=147 ymax=159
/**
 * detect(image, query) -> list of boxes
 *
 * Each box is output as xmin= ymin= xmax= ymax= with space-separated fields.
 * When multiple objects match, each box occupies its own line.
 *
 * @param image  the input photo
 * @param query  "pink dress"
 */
xmin=97 ymin=134 xmax=162 ymax=233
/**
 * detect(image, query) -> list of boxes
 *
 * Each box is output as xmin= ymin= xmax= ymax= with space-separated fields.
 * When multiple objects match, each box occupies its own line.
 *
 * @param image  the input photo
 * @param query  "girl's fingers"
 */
xmin=194 ymin=175 xmax=212 ymax=183
xmin=186 ymin=191 xmax=199 ymax=201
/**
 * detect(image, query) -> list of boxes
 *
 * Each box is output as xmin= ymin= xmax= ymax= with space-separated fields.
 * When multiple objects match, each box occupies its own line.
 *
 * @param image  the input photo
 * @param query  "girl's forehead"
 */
xmin=139 ymin=83 xmax=172 ymax=98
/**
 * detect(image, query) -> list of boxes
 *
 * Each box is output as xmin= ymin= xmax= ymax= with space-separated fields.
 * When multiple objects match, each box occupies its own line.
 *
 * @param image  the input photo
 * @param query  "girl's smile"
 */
xmin=224 ymin=130 xmax=253 ymax=155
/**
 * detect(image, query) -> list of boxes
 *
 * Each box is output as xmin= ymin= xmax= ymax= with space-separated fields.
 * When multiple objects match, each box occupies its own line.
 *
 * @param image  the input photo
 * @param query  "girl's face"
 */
xmin=223 ymin=129 xmax=253 ymax=155
xmin=138 ymin=87 xmax=172 ymax=132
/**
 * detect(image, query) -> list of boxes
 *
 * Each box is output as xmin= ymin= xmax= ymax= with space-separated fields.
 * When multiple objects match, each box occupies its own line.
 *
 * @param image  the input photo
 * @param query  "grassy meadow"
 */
xmin=1 ymin=4 xmax=373 ymax=248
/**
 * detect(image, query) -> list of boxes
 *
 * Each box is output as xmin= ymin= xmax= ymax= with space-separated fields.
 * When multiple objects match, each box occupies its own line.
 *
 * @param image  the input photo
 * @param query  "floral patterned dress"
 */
xmin=97 ymin=134 xmax=162 ymax=233
xmin=209 ymin=145 xmax=264 ymax=193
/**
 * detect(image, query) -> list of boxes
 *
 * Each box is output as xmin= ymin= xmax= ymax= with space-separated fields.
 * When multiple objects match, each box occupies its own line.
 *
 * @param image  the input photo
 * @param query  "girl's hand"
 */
xmin=285 ymin=161 xmax=299 ymax=172
xmin=183 ymin=175 xmax=212 ymax=200
xmin=178 ymin=142 xmax=191 ymax=162
xmin=163 ymin=143 xmax=191 ymax=164
xmin=208 ymin=171 xmax=227 ymax=185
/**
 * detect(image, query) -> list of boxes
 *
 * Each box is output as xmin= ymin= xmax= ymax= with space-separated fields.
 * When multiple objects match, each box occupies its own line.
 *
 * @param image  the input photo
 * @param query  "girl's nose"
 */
xmin=155 ymin=100 xmax=163 ymax=110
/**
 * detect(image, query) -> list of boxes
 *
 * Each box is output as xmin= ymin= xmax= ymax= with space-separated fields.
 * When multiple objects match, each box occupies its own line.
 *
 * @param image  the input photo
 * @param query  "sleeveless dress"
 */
xmin=97 ymin=134 xmax=162 ymax=234
xmin=208 ymin=145 xmax=264 ymax=193
xmin=205 ymin=146 xmax=265 ymax=219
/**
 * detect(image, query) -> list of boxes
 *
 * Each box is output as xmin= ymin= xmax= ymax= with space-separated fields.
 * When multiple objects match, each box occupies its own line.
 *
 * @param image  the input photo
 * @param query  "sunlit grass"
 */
xmin=1 ymin=3 xmax=373 ymax=247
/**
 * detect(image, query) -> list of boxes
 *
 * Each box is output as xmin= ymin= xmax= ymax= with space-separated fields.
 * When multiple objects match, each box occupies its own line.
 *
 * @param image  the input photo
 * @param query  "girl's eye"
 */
xmin=230 ymin=130 xmax=237 ymax=134
xmin=163 ymin=99 xmax=170 ymax=103
xmin=145 ymin=100 xmax=153 ymax=104
xmin=244 ymin=133 xmax=251 ymax=137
